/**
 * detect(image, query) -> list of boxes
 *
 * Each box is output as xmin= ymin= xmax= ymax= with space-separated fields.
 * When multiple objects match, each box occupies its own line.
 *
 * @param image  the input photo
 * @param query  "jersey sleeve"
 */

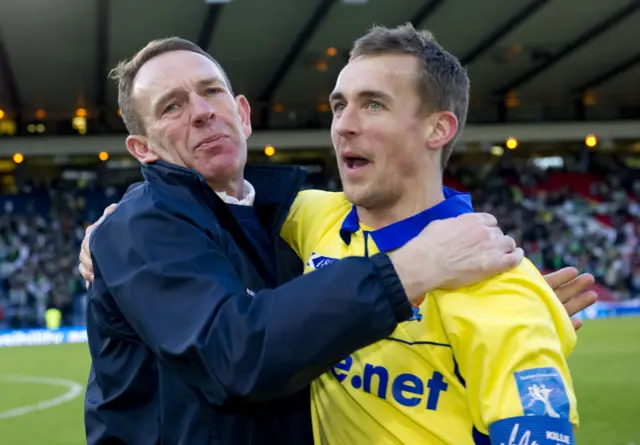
xmin=280 ymin=190 xmax=318 ymax=260
xmin=434 ymin=259 xmax=579 ymax=445
xmin=280 ymin=190 xmax=347 ymax=261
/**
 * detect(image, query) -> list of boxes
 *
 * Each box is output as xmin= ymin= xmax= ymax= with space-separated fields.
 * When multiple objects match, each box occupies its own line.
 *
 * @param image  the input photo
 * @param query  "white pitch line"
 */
xmin=0 ymin=375 xmax=83 ymax=419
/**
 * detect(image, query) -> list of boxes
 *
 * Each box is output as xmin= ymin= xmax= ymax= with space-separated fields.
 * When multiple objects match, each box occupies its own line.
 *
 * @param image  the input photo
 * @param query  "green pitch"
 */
xmin=0 ymin=317 xmax=638 ymax=445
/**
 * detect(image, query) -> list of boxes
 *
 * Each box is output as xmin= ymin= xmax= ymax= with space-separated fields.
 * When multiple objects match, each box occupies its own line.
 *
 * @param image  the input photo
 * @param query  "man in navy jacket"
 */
xmin=80 ymin=37 xmax=596 ymax=445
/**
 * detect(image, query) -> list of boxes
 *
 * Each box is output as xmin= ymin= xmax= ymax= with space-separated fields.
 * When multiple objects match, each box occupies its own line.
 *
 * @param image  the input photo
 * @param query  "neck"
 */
xmin=357 ymin=174 xmax=444 ymax=230
xmin=209 ymin=176 xmax=245 ymax=199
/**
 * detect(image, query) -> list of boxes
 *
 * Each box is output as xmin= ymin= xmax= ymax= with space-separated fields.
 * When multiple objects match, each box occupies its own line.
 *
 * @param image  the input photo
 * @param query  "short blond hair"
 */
xmin=350 ymin=23 xmax=470 ymax=169
xmin=109 ymin=37 xmax=232 ymax=136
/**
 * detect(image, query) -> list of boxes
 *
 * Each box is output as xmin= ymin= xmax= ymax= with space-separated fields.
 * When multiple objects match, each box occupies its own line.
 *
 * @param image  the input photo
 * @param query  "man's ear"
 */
xmin=236 ymin=95 xmax=252 ymax=139
xmin=425 ymin=111 xmax=458 ymax=151
xmin=126 ymin=135 xmax=159 ymax=164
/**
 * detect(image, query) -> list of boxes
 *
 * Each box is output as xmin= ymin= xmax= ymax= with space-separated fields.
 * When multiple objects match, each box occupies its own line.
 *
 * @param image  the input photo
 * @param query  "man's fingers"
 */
xmin=79 ymin=262 xmax=93 ymax=282
xmin=103 ymin=203 xmax=118 ymax=217
xmin=571 ymin=317 xmax=583 ymax=331
xmin=563 ymin=290 xmax=598 ymax=318
xmin=473 ymin=212 xmax=498 ymax=227
xmin=79 ymin=230 xmax=94 ymax=273
xmin=79 ymin=248 xmax=93 ymax=273
xmin=496 ymin=234 xmax=516 ymax=252
xmin=544 ymin=267 xmax=579 ymax=291
xmin=496 ymin=247 xmax=524 ymax=271
xmin=457 ymin=212 xmax=498 ymax=227
xmin=555 ymin=273 xmax=596 ymax=304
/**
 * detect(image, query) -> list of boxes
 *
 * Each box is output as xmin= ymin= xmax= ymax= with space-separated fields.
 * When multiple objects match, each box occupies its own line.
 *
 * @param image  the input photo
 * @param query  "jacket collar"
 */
xmin=244 ymin=164 xmax=307 ymax=237
xmin=339 ymin=186 xmax=474 ymax=252
xmin=141 ymin=160 xmax=307 ymax=236
xmin=141 ymin=159 xmax=204 ymax=187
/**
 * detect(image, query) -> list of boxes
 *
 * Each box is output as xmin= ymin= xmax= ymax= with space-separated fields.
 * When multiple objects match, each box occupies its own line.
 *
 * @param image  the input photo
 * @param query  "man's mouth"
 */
xmin=343 ymin=155 xmax=371 ymax=169
xmin=197 ymin=134 xmax=228 ymax=149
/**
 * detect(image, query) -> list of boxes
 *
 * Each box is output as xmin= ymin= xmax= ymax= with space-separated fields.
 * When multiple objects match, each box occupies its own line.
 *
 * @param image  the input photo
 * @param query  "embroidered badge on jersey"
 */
xmin=306 ymin=252 xmax=339 ymax=270
xmin=514 ymin=367 xmax=570 ymax=419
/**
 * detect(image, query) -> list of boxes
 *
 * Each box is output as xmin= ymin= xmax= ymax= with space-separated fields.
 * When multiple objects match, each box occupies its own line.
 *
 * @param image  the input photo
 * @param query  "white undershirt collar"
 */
xmin=214 ymin=180 xmax=255 ymax=206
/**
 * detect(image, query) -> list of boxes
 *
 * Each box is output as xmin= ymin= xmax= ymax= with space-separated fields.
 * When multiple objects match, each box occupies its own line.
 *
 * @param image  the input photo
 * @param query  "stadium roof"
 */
xmin=0 ymin=0 xmax=639 ymax=135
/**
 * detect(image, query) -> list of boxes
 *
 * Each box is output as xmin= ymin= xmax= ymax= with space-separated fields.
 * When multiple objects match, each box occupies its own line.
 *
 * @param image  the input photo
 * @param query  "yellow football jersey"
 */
xmin=281 ymin=189 xmax=579 ymax=445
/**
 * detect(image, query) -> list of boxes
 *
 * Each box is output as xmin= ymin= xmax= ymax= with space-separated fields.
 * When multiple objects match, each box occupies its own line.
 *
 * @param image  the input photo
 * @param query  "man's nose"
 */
xmin=334 ymin=106 xmax=359 ymax=139
xmin=190 ymin=94 xmax=215 ymax=127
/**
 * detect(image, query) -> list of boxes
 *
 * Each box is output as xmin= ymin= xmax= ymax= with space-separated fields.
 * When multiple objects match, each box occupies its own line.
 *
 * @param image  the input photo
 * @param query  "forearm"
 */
xmin=96 ymin=234 xmax=411 ymax=405
xmin=234 ymin=253 xmax=412 ymax=401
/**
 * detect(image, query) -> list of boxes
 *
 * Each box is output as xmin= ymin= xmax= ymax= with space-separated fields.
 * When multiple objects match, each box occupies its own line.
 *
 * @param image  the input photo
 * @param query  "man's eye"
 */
xmin=206 ymin=88 xmax=223 ymax=95
xmin=164 ymin=104 xmax=178 ymax=113
xmin=332 ymin=102 xmax=345 ymax=112
xmin=367 ymin=101 xmax=382 ymax=110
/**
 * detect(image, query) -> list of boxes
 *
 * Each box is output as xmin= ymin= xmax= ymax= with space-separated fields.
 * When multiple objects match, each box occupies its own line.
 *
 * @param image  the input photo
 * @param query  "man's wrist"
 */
xmin=386 ymin=250 xmax=439 ymax=303
xmin=370 ymin=253 xmax=413 ymax=322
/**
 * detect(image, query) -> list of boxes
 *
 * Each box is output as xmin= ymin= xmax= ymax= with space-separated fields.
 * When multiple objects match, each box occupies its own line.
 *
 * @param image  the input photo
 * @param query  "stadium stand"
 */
xmin=0 ymin=1 xmax=638 ymax=443
xmin=1 ymin=155 xmax=637 ymax=330
xmin=447 ymin=158 xmax=639 ymax=302
xmin=0 ymin=182 xmax=126 ymax=329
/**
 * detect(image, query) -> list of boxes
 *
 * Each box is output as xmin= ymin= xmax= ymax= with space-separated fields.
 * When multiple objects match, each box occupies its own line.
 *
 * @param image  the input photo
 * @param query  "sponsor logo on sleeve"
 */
xmin=514 ymin=367 xmax=570 ymax=419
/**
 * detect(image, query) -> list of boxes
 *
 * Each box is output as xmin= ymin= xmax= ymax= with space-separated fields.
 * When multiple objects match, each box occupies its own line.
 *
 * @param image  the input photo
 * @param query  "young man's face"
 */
xmin=330 ymin=53 xmax=443 ymax=211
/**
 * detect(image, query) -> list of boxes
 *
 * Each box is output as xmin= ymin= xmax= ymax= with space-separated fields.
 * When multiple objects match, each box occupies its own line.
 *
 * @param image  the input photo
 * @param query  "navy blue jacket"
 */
xmin=85 ymin=160 xmax=412 ymax=445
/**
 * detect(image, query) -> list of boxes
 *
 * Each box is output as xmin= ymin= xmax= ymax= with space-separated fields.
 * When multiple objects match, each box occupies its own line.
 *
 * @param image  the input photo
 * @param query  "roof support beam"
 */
xmin=461 ymin=0 xmax=551 ymax=66
xmin=496 ymin=0 xmax=640 ymax=95
xmin=575 ymin=52 xmax=640 ymax=92
xmin=258 ymin=0 xmax=338 ymax=103
xmin=409 ymin=0 xmax=445 ymax=27
xmin=0 ymin=25 xmax=22 ymax=127
xmin=197 ymin=3 xmax=225 ymax=51
xmin=95 ymin=0 xmax=110 ymax=128
xmin=572 ymin=51 xmax=640 ymax=120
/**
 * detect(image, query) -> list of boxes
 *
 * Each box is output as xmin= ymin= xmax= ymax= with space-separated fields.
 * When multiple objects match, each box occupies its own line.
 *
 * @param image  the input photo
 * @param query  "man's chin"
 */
xmin=197 ymin=157 xmax=244 ymax=185
xmin=342 ymin=185 xmax=370 ymax=207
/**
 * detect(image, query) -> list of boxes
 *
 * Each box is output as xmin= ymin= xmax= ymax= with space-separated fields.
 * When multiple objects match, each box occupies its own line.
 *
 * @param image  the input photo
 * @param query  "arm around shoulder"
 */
xmin=91 ymin=193 xmax=411 ymax=405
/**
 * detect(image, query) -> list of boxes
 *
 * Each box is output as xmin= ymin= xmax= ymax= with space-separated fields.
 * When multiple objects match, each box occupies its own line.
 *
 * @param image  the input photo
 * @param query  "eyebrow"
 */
xmin=329 ymin=89 xmax=393 ymax=104
xmin=153 ymin=77 xmax=226 ymax=111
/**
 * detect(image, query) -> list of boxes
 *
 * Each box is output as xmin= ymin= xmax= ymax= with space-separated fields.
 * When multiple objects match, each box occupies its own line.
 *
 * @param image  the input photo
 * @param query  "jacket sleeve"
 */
xmin=84 ymin=295 xmax=160 ymax=445
xmin=90 ymin=196 xmax=412 ymax=406
xmin=84 ymin=360 xmax=160 ymax=445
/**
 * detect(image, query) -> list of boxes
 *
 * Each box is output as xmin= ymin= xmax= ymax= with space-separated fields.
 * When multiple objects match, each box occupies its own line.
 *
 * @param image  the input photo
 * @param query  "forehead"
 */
xmin=132 ymin=50 xmax=226 ymax=102
xmin=334 ymin=53 xmax=419 ymax=97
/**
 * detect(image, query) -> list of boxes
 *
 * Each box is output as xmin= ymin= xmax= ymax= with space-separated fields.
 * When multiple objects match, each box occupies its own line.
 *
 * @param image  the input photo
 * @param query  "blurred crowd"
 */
xmin=1 ymin=158 xmax=638 ymax=329
xmin=449 ymin=159 xmax=640 ymax=301
xmin=0 ymin=183 xmax=124 ymax=329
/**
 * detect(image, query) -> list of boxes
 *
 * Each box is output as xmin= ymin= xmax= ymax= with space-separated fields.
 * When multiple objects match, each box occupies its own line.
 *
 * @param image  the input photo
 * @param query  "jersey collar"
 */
xmin=339 ymin=187 xmax=474 ymax=252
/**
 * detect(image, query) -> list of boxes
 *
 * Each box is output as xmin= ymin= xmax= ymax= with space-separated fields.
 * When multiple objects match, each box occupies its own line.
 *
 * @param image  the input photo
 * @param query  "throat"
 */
xmin=357 ymin=186 xmax=445 ymax=230
xmin=209 ymin=177 xmax=245 ymax=200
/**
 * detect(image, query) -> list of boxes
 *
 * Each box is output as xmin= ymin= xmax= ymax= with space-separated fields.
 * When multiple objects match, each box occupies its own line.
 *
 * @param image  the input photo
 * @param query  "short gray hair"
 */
xmin=109 ymin=37 xmax=233 ymax=136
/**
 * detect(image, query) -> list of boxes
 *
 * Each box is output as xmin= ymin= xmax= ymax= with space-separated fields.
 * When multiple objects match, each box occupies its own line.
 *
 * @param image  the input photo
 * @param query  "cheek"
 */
xmin=220 ymin=103 xmax=244 ymax=133
xmin=165 ymin=128 xmax=183 ymax=149
xmin=397 ymin=150 xmax=421 ymax=175
xmin=375 ymin=155 xmax=414 ymax=184
xmin=390 ymin=127 xmax=427 ymax=174
xmin=160 ymin=121 xmax=187 ymax=150
xmin=373 ymin=133 xmax=417 ymax=176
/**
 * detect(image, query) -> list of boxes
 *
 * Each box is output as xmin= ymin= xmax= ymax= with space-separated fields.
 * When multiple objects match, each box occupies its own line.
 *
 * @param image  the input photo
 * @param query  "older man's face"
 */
xmin=129 ymin=50 xmax=251 ymax=192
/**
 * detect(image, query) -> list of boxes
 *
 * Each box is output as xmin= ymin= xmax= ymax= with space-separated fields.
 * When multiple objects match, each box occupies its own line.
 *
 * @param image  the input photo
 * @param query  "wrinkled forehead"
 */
xmin=333 ymin=54 xmax=419 ymax=98
xmin=132 ymin=50 xmax=227 ymax=108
